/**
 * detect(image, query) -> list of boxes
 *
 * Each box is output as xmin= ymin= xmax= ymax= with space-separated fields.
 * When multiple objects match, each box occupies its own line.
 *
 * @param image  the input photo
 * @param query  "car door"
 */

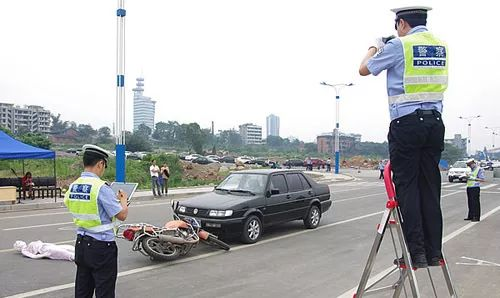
xmin=264 ymin=174 xmax=290 ymax=224
xmin=285 ymin=173 xmax=309 ymax=220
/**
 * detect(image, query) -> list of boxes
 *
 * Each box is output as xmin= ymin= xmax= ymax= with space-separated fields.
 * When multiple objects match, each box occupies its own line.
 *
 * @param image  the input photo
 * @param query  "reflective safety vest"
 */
xmin=64 ymin=176 xmax=115 ymax=232
xmin=467 ymin=167 xmax=481 ymax=188
xmin=389 ymin=32 xmax=448 ymax=104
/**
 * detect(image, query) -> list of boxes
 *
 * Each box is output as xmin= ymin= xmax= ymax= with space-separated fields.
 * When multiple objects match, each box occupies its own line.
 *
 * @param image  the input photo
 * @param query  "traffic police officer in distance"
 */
xmin=64 ymin=144 xmax=129 ymax=298
xmin=464 ymin=158 xmax=485 ymax=222
xmin=359 ymin=6 xmax=448 ymax=268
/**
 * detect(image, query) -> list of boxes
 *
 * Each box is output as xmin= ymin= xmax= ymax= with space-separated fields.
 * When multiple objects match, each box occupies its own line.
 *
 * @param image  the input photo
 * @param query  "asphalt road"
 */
xmin=1 ymin=170 xmax=499 ymax=298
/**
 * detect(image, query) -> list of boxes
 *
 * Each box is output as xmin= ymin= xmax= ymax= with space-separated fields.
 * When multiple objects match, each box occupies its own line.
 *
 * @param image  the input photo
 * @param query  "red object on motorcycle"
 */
xmin=198 ymin=230 xmax=210 ymax=240
xmin=123 ymin=228 xmax=135 ymax=241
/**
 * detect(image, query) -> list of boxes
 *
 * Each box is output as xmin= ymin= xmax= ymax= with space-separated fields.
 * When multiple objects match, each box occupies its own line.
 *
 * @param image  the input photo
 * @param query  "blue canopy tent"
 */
xmin=0 ymin=131 xmax=57 ymax=200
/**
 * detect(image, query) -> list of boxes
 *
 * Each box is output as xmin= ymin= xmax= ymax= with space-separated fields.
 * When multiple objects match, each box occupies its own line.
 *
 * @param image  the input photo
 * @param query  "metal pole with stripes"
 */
xmin=115 ymin=0 xmax=126 ymax=182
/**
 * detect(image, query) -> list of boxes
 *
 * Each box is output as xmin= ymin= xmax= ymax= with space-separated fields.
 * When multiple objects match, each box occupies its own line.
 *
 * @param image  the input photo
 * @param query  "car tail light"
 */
xmin=123 ymin=229 xmax=135 ymax=241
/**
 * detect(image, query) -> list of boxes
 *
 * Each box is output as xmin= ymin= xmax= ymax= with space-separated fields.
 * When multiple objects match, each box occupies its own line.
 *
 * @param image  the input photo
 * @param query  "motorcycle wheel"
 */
xmin=202 ymin=234 xmax=230 ymax=251
xmin=141 ymin=236 xmax=180 ymax=261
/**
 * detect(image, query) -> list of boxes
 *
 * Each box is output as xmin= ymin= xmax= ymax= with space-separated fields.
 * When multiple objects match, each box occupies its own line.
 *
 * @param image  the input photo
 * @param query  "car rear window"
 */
xmin=271 ymin=174 xmax=288 ymax=194
xmin=286 ymin=173 xmax=303 ymax=192
xmin=298 ymin=174 xmax=311 ymax=189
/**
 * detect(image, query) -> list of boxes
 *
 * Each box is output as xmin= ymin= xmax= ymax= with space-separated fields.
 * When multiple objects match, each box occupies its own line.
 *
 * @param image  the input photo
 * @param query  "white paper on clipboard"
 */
xmin=110 ymin=182 xmax=138 ymax=205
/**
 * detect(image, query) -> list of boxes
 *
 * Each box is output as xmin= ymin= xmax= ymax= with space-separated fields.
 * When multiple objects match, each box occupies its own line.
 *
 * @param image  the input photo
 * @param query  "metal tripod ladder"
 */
xmin=354 ymin=162 xmax=457 ymax=297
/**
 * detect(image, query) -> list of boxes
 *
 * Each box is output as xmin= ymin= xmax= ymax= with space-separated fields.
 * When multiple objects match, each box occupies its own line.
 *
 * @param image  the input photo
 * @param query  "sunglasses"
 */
xmin=102 ymin=160 xmax=108 ymax=169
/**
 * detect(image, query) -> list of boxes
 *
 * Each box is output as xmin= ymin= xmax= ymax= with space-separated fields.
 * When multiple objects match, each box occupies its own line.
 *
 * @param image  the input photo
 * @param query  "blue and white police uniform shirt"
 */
xmin=469 ymin=167 xmax=485 ymax=188
xmin=76 ymin=172 xmax=122 ymax=241
xmin=367 ymin=26 xmax=443 ymax=121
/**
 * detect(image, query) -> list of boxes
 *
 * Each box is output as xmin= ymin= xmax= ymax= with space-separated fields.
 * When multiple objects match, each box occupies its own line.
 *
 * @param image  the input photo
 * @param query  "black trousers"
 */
xmin=466 ymin=187 xmax=481 ymax=219
xmin=379 ymin=170 xmax=384 ymax=179
xmin=75 ymin=235 xmax=118 ymax=298
xmin=388 ymin=110 xmax=445 ymax=259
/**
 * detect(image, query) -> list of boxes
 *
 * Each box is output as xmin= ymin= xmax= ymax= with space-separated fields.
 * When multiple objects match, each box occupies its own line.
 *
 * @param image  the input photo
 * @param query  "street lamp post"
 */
xmin=485 ymin=126 xmax=500 ymax=148
xmin=115 ymin=0 xmax=126 ymax=182
xmin=458 ymin=115 xmax=481 ymax=156
xmin=320 ymin=82 xmax=354 ymax=174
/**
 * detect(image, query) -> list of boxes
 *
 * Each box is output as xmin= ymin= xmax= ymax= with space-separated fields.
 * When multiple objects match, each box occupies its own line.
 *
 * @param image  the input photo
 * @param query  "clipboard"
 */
xmin=110 ymin=182 xmax=138 ymax=205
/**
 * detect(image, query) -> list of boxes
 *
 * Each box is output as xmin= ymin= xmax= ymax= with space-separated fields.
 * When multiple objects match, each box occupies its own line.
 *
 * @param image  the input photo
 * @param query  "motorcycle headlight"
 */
xmin=209 ymin=210 xmax=233 ymax=217
xmin=178 ymin=206 xmax=186 ymax=213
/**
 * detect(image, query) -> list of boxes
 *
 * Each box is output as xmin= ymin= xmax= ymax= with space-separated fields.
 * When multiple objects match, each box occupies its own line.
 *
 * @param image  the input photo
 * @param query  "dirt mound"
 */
xmin=181 ymin=161 xmax=224 ymax=181
xmin=342 ymin=156 xmax=379 ymax=169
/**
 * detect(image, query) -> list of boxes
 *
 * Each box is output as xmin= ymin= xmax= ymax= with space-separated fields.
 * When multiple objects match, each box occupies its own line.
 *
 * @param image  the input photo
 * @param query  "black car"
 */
xmin=174 ymin=169 xmax=332 ymax=243
xmin=283 ymin=159 xmax=305 ymax=168
xmin=219 ymin=156 xmax=236 ymax=163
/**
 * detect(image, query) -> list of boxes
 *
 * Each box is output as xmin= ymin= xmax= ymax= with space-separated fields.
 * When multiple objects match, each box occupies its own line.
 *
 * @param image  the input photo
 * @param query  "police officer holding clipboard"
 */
xmin=359 ymin=6 xmax=448 ymax=268
xmin=64 ymin=144 xmax=129 ymax=297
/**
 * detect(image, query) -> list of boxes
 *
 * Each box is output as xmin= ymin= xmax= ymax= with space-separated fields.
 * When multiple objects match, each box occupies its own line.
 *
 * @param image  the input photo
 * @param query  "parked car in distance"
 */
xmin=236 ymin=156 xmax=254 ymax=164
xmin=185 ymin=154 xmax=203 ymax=161
xmin=219 ymin=156 xmax=236 ymax=163
xmin=304 ymin=158 xmax=325 ymax=168
xmin=205 ymin=155 xmax=221 ymax=161
xmin=283 ymin=159 xmax=305 ymax=168
xmin=192 ymin=157 xmax=219 ymax=165
xmin=447 ymin=160 xmax=471 ymax=182
xmin=174 ymin=169 xmax=332 ymax=244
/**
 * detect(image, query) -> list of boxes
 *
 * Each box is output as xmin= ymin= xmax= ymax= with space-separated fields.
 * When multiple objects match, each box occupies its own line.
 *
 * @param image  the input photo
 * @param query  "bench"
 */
xmin=0 ymin=177 xmax=63 ymax=202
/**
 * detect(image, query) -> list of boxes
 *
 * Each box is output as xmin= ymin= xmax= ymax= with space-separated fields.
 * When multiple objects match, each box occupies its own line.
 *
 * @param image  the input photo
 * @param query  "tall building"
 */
xmin=239 ymin=123 xmax=262 ymax=145
xmin=266 ymin=114 xmax=280 ymax=137
xmin=316 ymin=132 xmax=362 ymax=153
xmin=0 ymin=102 xmax=51 ymax=134
xmin=133 ymin=77 xmax=156 ymax=132
xmin=445 ymin=134 xmax=467 ymax=152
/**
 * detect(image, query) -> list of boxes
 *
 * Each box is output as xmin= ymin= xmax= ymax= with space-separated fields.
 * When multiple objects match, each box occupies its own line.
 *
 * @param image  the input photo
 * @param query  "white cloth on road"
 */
xmin=13 ymin=240 xmax=75 ymax=261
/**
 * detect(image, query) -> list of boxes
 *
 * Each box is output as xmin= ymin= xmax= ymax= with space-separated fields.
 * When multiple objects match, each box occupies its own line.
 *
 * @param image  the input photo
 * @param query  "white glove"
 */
xmin=374 ymin=37 xmax=385 ymax=50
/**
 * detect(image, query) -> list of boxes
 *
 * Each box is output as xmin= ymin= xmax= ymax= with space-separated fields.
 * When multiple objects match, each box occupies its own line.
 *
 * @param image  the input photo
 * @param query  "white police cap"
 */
xmin=391 ymin=6 xmax=432 ymax=17
xmin=82 ymin=144 xmax=110 ymax=160
xmin=466 ymin=158 xmax=475 ymax=164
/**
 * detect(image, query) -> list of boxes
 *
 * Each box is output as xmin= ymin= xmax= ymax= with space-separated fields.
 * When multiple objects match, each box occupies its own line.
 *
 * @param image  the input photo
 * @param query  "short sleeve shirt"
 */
xmin=367 ymin=26 xmax=443 ymax=120
xmin=76 ymin=172 xmax=122 ymax=241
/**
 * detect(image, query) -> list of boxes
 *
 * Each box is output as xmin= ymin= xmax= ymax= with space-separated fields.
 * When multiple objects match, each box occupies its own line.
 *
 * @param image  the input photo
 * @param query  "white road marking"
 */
xmin=0 ymin=211 xmax=70 ymax=220
xmin=335 ymin=192 xmax=387 ymax=203
xmin=3 ymin=211 xmax=385 ymax=298
xmin=481 ymin=184 xmax=498 ymax=190
xmin=456 ymin=256 xmax=500 ymax=267
xmin=2 ymin=222 xmax=73 ymax=231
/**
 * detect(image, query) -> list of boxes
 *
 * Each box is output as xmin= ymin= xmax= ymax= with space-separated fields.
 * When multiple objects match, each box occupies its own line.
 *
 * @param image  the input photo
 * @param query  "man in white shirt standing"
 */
xmin=150 ymin=159 xmax=161 ymax=197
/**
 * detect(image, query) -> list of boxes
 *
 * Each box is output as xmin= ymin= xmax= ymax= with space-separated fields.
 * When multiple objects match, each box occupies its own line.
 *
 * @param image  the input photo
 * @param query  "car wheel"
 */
xmin=448 ymin=177 xmax=454 ymax=183
xmin=303 ymin=205 xmax=321 ymax=229
xmin=241 ymin=215 xmax=262 ymax=244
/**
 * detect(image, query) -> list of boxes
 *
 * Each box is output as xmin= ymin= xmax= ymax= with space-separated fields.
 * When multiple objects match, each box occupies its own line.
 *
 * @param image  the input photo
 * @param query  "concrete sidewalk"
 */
xmin=0 ymin=171 xmax=354 ymax=213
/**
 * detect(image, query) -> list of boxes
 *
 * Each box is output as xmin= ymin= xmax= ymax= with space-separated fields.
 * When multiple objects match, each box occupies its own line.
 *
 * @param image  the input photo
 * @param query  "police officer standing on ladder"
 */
xmin=359 ymin=5 xmax=448 ymax=268
xmin=64 ymin=144 xmax=129 ymax=297
xmin=464 ymin=158 xmax=485 ymax=222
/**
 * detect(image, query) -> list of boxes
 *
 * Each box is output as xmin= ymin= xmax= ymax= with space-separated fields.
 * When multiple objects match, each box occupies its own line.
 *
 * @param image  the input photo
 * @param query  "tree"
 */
xmin=267 ymin=135 xmax=284 ymax=148
xmin=441 ymin=143 xmax=464 ymax=163
xmin=0 ymin=125 xmax=13 ymax=136
xmin=97 ymin=126 xmax=112 ymax=144
xmin=304 ymin=142 xmax=317 ymax=154
xmin=125 ymin=131 xmax=152 ymax=152
xmin=77 ymin=124 xmax=97 ymax=141
xmin=136 ymin=123 xmax=152 ymax=137
xmin=19 ymin=132 xmax=52 ymax=149
xmin=50 ymin=114 xmax=68 ymax=133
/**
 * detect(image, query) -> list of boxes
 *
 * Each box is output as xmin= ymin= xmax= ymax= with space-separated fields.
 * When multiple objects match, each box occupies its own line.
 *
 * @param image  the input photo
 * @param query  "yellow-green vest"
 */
xmin=389 ymin=32 xmax=448 ymax=104
xmin=467 ymin=167 xmax=481 ymax=188
xmin=64 ymin=176 xmax=115 ymax=232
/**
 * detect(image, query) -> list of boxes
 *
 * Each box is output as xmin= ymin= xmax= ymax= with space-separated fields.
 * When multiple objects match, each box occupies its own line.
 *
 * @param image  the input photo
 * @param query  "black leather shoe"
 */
xmin=464 ymin=218 xmax=472 ymax=220
xmin=471 ymin=218 xmax=480 ymax=222
xmin=427 ymin=256 xmax=442 ymax=266
xmin=393 ymin=254 xmax=428 ymax=268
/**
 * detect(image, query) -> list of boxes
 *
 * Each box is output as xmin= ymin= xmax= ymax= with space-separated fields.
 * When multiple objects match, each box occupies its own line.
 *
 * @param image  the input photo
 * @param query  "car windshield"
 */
xmin=216 ymin=173 xmax=267 ymax=194
xmin=452 ymin=161 xmax=467 ymax=168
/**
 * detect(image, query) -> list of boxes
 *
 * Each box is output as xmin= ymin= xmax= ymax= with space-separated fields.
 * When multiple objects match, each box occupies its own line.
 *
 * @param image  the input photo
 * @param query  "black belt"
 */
xmin=77 ymin=234 xmax=114 ymax=244
xmin=408 ymin=109 xmax=440 ymax=116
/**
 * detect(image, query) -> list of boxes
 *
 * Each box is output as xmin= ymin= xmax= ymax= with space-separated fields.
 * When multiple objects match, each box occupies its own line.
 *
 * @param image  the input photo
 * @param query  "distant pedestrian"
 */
xmin=464 ymin=159 xmax=485 ymax=222
xmin=326 ymin=158 xmax=332 ymax=172
xmin=378 ymin=160 xmax=385 ymax=179
xmin=305 ymin=157 xmax=313 ymax=171
xmin=21 ymin=171 xmax=35 ymax=199
xmin=150 ymin=159 xmax=161 ymax=197
xmin=160 ymin=163 xmax=170 ymax=196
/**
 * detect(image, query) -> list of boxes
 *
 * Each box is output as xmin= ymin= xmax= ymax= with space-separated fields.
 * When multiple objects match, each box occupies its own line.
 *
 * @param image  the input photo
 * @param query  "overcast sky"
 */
xmin=1 ymin=0 xmax=499 ymax=152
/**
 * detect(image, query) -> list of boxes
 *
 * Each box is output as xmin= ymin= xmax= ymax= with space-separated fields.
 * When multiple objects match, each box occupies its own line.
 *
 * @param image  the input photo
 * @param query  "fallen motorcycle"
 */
xmin=116 ymin=201 xmax=230 ymax=261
